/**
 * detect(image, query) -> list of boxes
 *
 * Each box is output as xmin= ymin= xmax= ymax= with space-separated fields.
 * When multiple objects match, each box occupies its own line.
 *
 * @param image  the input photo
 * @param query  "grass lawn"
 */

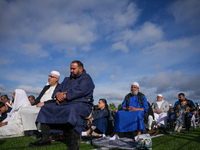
xmin=0 ymin=126 xmax=200 ymax=150
xmin=151 ymin=126 xmax=200 ymax=150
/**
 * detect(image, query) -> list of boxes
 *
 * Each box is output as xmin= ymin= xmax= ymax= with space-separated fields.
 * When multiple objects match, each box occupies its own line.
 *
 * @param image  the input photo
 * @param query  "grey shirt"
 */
xmin=152 ymin=100 xmax=169 ymax=113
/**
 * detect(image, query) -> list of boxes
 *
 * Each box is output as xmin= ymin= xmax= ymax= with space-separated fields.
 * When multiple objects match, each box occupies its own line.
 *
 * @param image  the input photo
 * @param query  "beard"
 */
xmin=71 ymin=70 xmax=79 ymax=77
xmin=131 ymin=90 xmax=138 ymax=95
xmin=179 ymin=99 xmax=184 ymax=102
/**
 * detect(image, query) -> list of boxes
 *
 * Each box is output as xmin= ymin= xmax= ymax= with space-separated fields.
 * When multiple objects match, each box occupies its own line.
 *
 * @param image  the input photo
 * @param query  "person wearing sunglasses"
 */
xmin=20 ymin=71 xmax=60 ymax=136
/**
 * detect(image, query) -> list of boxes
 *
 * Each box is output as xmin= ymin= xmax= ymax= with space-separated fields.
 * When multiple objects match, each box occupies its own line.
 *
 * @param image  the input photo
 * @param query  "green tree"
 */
xmin=108 ymin=103 xmax=117 ymax=110
xmin=118 ymin=104 xmax=122 ymax=110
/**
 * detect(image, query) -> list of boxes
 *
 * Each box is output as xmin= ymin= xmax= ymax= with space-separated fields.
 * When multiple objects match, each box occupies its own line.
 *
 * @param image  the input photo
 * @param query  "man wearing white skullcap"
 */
xmin=152 ymin=94 xmax=169 ymax=129
xmin=20 ymin=71 xmax=60 ymax=133
xmin=110 ymin=82 xmax=149 ymax=140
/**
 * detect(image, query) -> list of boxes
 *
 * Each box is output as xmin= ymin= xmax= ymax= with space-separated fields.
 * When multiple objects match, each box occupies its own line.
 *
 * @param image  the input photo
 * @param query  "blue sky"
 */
xmin=0 ymin=0 xmax=200 ymax=107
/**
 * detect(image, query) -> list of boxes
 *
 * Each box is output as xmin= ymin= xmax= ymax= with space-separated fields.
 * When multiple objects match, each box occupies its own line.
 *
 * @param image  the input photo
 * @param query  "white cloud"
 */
xmin=0 ymin=58 xmax=10 ymax=66
xmin=0 ymin=84 xmax=7 ymax=94
xmin=85 ymin=66 xmax=98 ymax=78
xmin=0 ymin=69 xmax=47 ymax=86
xmin=112 ymin=2 xmax=140 ymax=28
xmin=111 ymin=22 xmax=164 ymax=52
xmin=16 ymin=85 xmax=42 ymax=95
xmin=112 ymin=42 xmax=129 ymax=52
xmin=110 ymin=75 xmax=116 ymax=82
xmin=138 ymin=70 xmax=200 ymax=99
xmin=141 ymin=35 xmax=200 ymax=67
xmin=21 ymin=43 xmax=49 ymax=57
xmin=38 ymin=23 xmax=96 ymax=50
xmin=168 ymin=0 xmax=200 ymax=29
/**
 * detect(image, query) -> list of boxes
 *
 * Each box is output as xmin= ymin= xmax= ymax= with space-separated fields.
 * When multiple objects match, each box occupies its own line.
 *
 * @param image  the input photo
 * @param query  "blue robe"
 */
xmin=36 ymin=70 xmax=95 ymax=134
xmin=114 ymin=94 xmax=148 ymax=133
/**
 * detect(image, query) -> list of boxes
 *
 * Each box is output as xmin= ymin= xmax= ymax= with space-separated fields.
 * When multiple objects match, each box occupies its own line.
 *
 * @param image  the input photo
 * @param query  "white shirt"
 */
xmin=156 ymin=100 xmax=164 ymax=109
xmin=40 ymin=85 xmax=56 ymax=102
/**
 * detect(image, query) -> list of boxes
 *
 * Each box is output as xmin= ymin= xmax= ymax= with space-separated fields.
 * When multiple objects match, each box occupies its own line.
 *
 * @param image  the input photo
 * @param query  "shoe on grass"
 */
xmin=110 ymin=134 xmax=119 ymax=140
xmin=29 ymin=139 xmax=51 ymax=147
xmin=81 ymin=131 xmax=88 ymax=136
xmin=184 ymin=130 xmax=189 ymax=134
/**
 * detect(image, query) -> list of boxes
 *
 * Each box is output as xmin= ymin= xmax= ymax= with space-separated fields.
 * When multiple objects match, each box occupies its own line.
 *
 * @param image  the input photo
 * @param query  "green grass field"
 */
xmin=0 ymin=126 xmax=200 ymax=150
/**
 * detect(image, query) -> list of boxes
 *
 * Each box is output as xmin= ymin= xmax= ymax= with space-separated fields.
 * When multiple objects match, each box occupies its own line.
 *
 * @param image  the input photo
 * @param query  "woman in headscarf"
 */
xmin=82 ymin=99 xmax=113 ymax=137
xmin=0 ymin=89 xmax=31 ymax=139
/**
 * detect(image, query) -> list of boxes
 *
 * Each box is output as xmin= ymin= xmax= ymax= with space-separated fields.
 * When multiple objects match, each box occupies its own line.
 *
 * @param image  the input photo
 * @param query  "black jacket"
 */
xmin=35 ymin=83 xmax=60 ymax=105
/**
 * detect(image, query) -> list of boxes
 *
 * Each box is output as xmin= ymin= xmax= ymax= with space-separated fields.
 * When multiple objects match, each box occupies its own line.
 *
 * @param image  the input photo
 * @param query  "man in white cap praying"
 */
xmin=110 ymin=82 xmax=149 ymax=140
xmin=20 ymin=71 xmax=60 ymax=135
xmin=152 ymin=94 xmax=169 ymax=128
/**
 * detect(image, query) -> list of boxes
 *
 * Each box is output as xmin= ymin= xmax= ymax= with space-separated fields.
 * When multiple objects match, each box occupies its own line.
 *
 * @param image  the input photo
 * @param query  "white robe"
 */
xmin=20 ymin=85 xmax=56 ymax=131
xmin=20 ymin=105 xmax=41 ymax=131
xmin=154 ymin=100 xmax=168 ymax=126
xmin=0 ymin=89 xmax=31 ymax=139
xmin=0 ymin=104 xmax=30 ymax=139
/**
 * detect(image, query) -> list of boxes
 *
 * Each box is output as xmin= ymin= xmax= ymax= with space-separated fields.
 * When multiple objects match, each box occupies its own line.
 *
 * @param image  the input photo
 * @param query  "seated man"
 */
xmin=29 ymin=60 xmax=95 ymax=150
xmin=0 ymin=102 xmax=12 ymax=122
xmin=168 ymin=104 xmax=175 ymax=130
xmin=82 ymin=98 xmax=113 ymax=137
xmin=20 ymin=71 xmax=60 ymax=132
xmin=110 ymin=82 xmax=149 ymax=140
xmin=170 ymin=93 xmax=196 ymax=134
xmin=152 ymin=94 xmax=169 ymax=127
xmin=0 ymin=89 xmax=31 ymax=139
xmin=1 ymin=95 xmax=12 ymax=108
xmin=28 ymin=95 xmax=36 ymax=106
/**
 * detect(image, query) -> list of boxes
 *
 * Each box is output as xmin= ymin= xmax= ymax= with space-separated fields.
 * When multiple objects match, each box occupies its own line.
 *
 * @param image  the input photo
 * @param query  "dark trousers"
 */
xmin=41 ymin=123 xmax=80 ymax=150
xmin=185 ymin=115 xmax=191 ymax=131
xmin=169 ymin=119 xmax=175 ymax=130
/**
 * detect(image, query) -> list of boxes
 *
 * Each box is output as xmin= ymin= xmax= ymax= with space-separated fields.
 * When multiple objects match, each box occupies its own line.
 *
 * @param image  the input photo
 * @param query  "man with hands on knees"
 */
xmin=110 ymin=82 xmax=149 ymax=140
xmin=29 ymin=60 xmax=95 ymax=150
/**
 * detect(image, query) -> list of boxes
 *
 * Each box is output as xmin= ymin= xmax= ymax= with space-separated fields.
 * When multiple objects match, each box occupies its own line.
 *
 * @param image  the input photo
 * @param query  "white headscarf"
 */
xmin=8 ymin=89 xmax=31 ymax=121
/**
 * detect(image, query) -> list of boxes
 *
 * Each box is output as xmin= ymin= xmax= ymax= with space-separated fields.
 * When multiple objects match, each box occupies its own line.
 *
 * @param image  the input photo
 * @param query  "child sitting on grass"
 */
xmin=0 ymin=102 xmax=12 ymax=122
xmin=174 ymin=100 xmax=190 ymax=133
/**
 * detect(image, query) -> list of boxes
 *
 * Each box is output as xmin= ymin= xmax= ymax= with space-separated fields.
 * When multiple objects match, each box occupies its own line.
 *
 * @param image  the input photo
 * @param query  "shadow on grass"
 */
xmin=153 ymin=127 xmax=200 ymax=150
xmin=0 ymin=139 xmax=6 ymax=145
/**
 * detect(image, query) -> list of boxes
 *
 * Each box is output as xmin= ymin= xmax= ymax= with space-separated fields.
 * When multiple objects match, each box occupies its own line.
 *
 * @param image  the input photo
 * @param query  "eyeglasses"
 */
xmin=48 ymin=75 xmax=57 ymax=78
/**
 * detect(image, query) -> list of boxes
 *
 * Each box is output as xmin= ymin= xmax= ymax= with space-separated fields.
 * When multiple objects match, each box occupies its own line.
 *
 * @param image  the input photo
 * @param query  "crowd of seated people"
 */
xmin=0 ymin=60 xmax=199 ymax=149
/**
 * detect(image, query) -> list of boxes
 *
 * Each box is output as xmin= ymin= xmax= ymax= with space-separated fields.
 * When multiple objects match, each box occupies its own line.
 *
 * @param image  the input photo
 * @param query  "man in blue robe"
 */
xmin=29 ymin=60 xmax=95 ymax=150
xmin=110 ymin=82 xmax=149 ymax=140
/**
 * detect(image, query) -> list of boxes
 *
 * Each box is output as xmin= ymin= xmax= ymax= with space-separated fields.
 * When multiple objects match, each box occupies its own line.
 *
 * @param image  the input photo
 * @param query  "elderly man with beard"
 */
xmin=29 ymin=60 xmax=95 ymax=150
xmin=152 ymin=94 xmax=169 ymax=127
xmin=110 ymin=82 xmax=149 ymax=140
